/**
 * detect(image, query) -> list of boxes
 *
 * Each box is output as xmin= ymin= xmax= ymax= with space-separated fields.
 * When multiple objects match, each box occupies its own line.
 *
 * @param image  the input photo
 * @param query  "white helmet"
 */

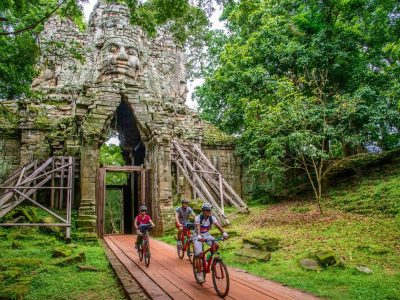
xmin=201 ymin=202 xmax=213 ymax=211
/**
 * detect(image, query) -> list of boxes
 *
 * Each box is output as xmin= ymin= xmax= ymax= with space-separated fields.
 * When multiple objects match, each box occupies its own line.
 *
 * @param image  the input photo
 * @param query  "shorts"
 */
xmin=193 ymin=232 xmax=215 ymax=256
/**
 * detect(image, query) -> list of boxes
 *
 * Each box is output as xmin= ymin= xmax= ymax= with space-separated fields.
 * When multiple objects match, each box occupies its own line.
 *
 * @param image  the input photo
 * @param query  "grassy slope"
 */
xmin=0 ymin=228 xmax=125 ymax=300
xmin=159 ymin=163 xmax=400 ymax=300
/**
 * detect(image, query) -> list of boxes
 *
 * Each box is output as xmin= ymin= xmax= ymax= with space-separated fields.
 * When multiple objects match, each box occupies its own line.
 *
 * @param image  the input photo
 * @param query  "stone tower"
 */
xmin=0 ymin=1 xmax=243 ymax=234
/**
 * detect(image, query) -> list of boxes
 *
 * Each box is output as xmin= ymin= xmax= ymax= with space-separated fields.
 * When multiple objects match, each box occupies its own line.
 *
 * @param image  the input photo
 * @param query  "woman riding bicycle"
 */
xmin=194 ymin=202 xmax=228 ymax=283
xmin=175 ymin=198 xmax=196 ymax=246
xmin=134 ymin=205 xmax=155 ymax=249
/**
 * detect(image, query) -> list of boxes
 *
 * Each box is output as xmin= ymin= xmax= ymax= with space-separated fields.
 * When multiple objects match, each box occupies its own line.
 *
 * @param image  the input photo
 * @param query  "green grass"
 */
xmin=0 ymin=227 xmax=125 ymax=300
xmin=218 ymin=205 xmax=400 ymax=300
xmin=158 ymin=164 xmax=400 ymax=300
xmin=326 ymin=162 xmax=400 ymax=217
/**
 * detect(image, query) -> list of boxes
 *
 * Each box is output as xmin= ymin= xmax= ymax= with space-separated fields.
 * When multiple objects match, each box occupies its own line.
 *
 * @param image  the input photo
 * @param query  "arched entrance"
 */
xmin=95 ymin=96 xmax=152 ymax=237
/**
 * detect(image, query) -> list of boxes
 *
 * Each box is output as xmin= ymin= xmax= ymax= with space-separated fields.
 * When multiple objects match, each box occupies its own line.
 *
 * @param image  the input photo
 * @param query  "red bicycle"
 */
xmin=137 ymin=224 xmax=152 ymax=267
xmin=177 ymin=222 xmax=195 ymax=263
xmin=192 ymin=237 xmax=230 ymax=298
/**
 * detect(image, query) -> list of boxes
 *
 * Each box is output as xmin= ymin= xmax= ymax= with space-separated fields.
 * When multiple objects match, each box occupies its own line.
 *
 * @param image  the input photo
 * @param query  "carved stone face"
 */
xmin=98 ymin=37 xmax=140 ymax=81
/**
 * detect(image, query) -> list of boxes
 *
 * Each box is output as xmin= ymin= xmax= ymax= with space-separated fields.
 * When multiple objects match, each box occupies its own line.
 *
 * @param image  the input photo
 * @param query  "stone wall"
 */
xmin=0 ymin=134 xmax=21 ymax=182
xmin=0 ymin=0 xmax=244 ymax=234
xmin=201 ymin=145 xmax=242 ymax=198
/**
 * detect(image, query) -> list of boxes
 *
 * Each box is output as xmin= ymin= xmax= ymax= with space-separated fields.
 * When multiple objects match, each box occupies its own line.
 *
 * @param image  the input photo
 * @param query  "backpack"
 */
xmin=199 ymin=214 xmax=213 ymax=226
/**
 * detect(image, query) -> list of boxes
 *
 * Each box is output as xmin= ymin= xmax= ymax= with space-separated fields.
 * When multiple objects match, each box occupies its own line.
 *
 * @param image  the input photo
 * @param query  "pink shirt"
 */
xmin=135 ymin=214 xmax=151 ymax=226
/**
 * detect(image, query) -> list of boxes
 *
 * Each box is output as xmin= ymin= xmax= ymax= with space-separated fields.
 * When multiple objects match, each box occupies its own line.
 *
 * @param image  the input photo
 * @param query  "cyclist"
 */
xmin=134 ymin=205 xmax=155 ymax=249
xmin=194 ymin=202 xmax=228 ymax=282
xmin=175 ymin=198 xmax=196 ymax=246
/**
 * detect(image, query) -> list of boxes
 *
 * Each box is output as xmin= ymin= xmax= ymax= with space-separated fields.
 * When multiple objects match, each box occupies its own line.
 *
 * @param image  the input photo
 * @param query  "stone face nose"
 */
xmin=117 ymin=47 xmax=128 ymax=61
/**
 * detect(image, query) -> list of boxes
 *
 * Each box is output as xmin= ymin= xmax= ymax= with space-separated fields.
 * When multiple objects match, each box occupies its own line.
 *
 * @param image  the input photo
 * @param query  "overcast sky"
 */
xmin=82 ymin=1 xmax=225 ymax=111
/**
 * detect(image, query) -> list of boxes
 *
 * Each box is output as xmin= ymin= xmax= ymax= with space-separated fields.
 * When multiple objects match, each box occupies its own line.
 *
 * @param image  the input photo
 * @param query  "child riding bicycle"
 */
xmin=175 ymin=198 xmax=196 ymax=246
xmin=134 ymin=205 xmax=155 ymax=249
xmin=194 ymin=202 xmax=228 ymax=283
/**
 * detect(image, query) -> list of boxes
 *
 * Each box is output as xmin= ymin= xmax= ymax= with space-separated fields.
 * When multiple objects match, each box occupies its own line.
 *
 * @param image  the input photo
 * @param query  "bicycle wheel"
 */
xmin=177 ymin=238 xmax=184 ymax=259
xmin=144 ymin=241 xmax=151 ymax=267
xmin=192 ymin=256 xmax=206 ymax=284
xmin=187 ymin=241 xmax=195 ymax=264
xmin=138 ymin=243 xmax=143 ymax=261
xmin=212 ymin=258 xmax=230 ymax=298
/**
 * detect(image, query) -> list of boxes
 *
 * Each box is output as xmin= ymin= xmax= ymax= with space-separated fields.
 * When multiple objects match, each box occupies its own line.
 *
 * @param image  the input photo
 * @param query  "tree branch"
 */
xmin=0 ymin=0 xmax=67 ymax=36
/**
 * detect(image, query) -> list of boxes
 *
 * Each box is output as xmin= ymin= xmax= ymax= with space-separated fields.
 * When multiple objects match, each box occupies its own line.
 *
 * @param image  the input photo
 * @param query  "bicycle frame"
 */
xmin=179 ymin=226 xmax=193 ymax=252
xmin=138 ymin=228 xmax=150 ymax=255
xmin=200 ymin=239 xmax=223 ymax=274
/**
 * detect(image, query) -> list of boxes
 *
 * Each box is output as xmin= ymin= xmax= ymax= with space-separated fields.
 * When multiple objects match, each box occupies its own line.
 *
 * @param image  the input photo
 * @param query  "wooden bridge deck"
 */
xmin=104 ymin=235 xmax=319 ymax=300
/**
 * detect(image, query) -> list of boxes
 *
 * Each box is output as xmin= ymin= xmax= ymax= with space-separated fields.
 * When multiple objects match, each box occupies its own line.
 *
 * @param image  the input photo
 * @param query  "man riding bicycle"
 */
xmin=194 ymin=202 xmax=228 ymax=282
xmin=175 ymin=198 xmax=196 ymax=246
xmin=134 ymin=205 xmax=155 ymax=249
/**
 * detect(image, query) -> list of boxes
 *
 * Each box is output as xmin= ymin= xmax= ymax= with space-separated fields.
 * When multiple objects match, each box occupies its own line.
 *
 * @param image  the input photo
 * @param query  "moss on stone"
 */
xmin=0 ymin=258 xmax=43 ymax=269
xmin=242 ymin=236 xmax=281 ymax=251
xmin=299 ymin=258 xmax=321 ymax=271
xmin=235 ymin=248 xmax=271 ymax=262
xmin=202 ymin=122 xmax=235 ymax=146
xmin=0 ymin=281 xmax=32 ymax=300
xmin=39 ymin=216 xmax=61 ymax=235
xmin=52 ymin=247 xmax=72 ymax=258
xmin=53 ymin=252 xmax=86 ymax=266
xmin=315 ymin=251 xmax=337 ymax=267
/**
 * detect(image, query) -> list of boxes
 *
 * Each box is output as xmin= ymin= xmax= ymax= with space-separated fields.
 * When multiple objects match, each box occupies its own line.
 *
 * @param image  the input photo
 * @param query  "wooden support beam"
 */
xmin=172 ymin=140 xmax=248 ymax=223
xmin=59 ymin=157 xmax=65 ymax=209
xmin=0 ymin=223 xmax=71 ymax=227
xmin=103 ymin=165 xmax=146 ymax=172
xmin=50 ymin=158 xmax=55 ymax=209
xmin=13 ymin=189 xmax=68 ymax=223
xmin=0 ymin=156 xmax=75 ymax=239
xmin=0 ymin=175 xmax=51 ymax=217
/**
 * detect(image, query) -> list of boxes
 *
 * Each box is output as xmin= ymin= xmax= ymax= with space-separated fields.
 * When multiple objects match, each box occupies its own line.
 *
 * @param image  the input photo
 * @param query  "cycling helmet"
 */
xmin=201 ymin=202 xmax=213 ymax=211
xmin=139 ymin=205 xmax=147 ymax=211
xmin=180 ymin=198 xmax=190 ymax=203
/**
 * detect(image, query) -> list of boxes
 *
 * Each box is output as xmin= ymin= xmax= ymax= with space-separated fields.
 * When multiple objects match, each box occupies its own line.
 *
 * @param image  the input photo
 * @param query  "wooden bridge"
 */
xmin=104 ymin=235 xmax=319 ymax=300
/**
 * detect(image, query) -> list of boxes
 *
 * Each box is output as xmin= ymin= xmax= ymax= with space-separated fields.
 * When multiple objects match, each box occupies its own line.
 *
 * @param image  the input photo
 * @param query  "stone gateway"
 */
xmin=0 ymin=0 xmax=244 ymax=235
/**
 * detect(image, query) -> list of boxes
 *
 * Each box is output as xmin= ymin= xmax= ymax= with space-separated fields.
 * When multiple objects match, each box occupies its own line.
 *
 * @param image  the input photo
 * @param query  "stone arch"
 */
xmin=78 ymin=87 xmax=173 ymax=234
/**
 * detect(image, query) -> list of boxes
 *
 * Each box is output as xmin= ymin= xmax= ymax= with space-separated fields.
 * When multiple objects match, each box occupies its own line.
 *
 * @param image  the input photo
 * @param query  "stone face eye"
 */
xmin=126 ymin=47 xmax=136 ymax=56
xmin=109 ymin=45 xmax=119 ymax=53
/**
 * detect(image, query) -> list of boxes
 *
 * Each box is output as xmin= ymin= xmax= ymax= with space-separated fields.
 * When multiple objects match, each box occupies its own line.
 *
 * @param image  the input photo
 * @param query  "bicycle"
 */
xmin=192 ymin=237 xmax=230 ymax=298
xmin=177 ymin=222 xmax=195 ymax=263
xmin=137 ymin=224 xmax=152 ymax=267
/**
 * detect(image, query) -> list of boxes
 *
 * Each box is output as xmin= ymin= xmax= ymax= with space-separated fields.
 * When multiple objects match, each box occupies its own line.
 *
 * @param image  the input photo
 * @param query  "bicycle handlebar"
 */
xmin=199 ymin=236 xmax=226 ymax=242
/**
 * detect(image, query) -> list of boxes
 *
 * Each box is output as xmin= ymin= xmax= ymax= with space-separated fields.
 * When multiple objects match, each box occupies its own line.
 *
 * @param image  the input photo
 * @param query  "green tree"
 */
xmin=196 ymin=0 xmax=400 ymax=205
xmin=0 ymin=0 xmax=85 ymax=99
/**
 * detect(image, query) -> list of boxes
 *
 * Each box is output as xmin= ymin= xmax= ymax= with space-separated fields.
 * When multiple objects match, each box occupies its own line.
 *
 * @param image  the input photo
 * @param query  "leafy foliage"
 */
xmin=99 ymin=142 xmax=127 ymax=185
xmin=196 ymin=0 xmax=400 ymax=200
xmin=0 ymin=0 xmax=85 ymax=99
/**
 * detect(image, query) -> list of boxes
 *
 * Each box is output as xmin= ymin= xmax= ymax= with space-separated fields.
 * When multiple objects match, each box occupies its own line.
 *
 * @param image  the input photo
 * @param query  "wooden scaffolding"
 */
xmin=0 ymin=156 xmax=75 ymax=239
xmin=171 ymin=140 xmax=248 ymax=225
